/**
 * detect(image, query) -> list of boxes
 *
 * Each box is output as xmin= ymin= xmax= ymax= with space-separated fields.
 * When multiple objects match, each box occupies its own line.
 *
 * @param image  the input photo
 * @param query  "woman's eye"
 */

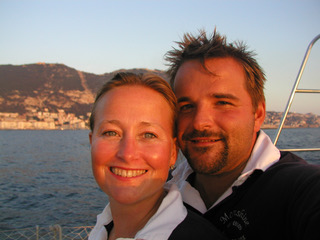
xmin=144 ymin=132 xmax=156 ymax=139
xmin=103 ymin=131 xmax=118 ymax=137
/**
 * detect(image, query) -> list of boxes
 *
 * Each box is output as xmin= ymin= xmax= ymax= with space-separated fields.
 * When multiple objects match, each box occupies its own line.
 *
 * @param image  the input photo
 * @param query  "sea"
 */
xmin=0 ymin=128 xmax=319 ymax=230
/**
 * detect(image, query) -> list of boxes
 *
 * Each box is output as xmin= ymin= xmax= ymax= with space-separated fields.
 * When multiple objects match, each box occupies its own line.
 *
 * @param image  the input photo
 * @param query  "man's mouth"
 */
xmin=182 ymin=129 xmax=223 ymax=143
xmin=110 ymin=167 xmax=147 ymax=178
xmin=190 ymin=138 xmax=220 ymax=143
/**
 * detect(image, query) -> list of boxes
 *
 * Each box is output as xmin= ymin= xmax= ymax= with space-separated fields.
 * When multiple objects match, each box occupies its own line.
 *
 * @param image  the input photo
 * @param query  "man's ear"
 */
xmin=254 ymin=101 xmax=266 ymax=132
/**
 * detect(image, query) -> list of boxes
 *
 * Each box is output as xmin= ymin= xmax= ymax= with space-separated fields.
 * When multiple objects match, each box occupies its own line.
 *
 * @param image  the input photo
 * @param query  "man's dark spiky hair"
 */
xmin=165 ymin=28 xmax=266 ymax=110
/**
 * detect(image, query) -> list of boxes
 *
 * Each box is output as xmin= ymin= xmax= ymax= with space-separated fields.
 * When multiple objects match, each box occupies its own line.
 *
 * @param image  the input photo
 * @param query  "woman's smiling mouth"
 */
xmin=111 ymin=167 xmax=147 ymax=178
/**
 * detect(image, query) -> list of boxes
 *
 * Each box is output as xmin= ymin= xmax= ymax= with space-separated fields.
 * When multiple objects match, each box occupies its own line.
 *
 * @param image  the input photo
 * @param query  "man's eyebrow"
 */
xmin=177 ymin=97 xmax=191 ymax=103
xmin=177 ymin=94 xmax=239 ymax=103
xmin=211 ymin=93 xmax=240 ymax=100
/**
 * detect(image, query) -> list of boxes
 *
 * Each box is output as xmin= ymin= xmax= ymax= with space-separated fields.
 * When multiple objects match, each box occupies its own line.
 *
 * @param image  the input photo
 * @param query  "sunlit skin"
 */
xmin=89 ymin=85 xmax=177 ymax=239
xmin=174 ymin=57 xmax=265 ymax=207
xmin=89 ymin=85 xmax=177 ymax=206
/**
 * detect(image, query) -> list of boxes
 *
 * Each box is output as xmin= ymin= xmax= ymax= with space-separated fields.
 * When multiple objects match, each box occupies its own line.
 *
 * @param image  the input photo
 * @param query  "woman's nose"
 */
xmin=116 ymin=136 xmax=138 ymax=162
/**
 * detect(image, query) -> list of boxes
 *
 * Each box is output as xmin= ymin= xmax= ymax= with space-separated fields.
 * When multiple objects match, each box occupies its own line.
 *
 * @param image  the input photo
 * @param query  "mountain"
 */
xmin=0 ymin=63 xmax=167 ymax=117
xmin=1 ymin=63 xmax=319 ymax=129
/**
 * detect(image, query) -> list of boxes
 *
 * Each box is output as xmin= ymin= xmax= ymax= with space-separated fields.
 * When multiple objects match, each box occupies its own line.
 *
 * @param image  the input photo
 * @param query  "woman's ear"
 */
xmin=170 ymin=138 xmax=178 ymax=166
xmin=89 ymin=132 xmax=93 ymax=145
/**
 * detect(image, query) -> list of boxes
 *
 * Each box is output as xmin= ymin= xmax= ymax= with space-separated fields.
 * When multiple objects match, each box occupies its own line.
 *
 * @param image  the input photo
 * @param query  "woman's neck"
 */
xmin=108 ymin=190 xmax=166 ymax=240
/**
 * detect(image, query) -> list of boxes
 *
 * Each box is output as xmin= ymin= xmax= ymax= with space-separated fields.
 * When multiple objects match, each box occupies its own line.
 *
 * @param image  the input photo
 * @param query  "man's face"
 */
xmin=174 ymin=57 xmax=265 ymax=175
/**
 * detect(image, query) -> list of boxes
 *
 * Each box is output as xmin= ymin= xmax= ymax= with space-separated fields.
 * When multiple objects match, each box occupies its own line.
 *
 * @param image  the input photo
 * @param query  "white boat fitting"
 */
xmin=273 ymin=34 xmax=320 ymax=153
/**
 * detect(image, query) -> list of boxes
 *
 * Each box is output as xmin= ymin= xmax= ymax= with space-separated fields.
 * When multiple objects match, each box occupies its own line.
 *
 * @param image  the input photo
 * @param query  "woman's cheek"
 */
xmin=92 ymin=140 xmax=115 ymax=165
xmin=143 ymin=147 xmax=171 ymax=169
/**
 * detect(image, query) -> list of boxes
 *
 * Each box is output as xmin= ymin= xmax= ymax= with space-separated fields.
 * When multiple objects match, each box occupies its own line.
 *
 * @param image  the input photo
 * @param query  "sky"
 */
xmin=1 ymin=0 xmax=319 ymax=114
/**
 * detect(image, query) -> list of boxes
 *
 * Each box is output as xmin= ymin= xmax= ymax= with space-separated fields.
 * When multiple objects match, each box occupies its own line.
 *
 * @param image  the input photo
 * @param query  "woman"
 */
xmin=88 ymin=72 xmax=225 ymax=240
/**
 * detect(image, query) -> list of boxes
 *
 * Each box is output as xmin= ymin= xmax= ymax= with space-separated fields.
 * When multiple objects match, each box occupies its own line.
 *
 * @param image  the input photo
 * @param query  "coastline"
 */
xmin=0 ymin=110 xmax=319 ymax=130
xmin=0 ymin=125 xmax=319 ymax=130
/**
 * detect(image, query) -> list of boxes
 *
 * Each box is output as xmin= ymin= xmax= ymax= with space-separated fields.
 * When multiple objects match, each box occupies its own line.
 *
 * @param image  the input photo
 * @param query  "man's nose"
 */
xmin=192 ymin=105 xmax=214 ymax=131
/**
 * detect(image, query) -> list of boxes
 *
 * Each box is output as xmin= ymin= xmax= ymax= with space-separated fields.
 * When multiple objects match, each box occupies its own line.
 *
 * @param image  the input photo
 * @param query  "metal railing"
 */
xmin=273 ymin=34 xmax=320 ymax=152
xmin=0 ymin=225 xmax=94 ymax=240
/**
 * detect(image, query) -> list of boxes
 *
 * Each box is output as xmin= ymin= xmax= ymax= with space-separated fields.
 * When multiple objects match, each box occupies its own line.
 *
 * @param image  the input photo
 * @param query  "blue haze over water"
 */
xmin=0 ymin=129 xmax=319 ymax=230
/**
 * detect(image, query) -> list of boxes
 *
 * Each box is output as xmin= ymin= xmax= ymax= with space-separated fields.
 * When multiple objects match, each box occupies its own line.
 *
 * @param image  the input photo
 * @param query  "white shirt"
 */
xmin=89 ymin=184 xmax=187 ymax=240
xmin=168 ymin=130 xmax=281 ymax=213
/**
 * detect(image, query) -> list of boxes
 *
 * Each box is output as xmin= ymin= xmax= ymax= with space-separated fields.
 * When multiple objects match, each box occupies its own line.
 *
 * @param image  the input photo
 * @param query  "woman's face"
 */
xmin=89 ymin=85 xmax=177 ymax=205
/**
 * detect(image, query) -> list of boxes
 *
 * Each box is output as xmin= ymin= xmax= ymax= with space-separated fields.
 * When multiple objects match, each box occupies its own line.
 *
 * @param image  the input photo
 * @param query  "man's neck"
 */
xmin=193 ymin=161 xmax=248 ymax=209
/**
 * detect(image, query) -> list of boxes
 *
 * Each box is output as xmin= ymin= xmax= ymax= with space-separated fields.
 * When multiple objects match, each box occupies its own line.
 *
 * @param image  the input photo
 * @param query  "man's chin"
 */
xmin=185 ymin=151 xmax=227 ymax=175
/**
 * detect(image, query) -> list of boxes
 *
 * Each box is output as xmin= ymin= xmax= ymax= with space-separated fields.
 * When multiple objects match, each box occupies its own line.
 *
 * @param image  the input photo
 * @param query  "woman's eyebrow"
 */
xmin=100 ymin=119 xmax=121 ymax=125
xmin=139 ymin=121 xmax=165 ymax=131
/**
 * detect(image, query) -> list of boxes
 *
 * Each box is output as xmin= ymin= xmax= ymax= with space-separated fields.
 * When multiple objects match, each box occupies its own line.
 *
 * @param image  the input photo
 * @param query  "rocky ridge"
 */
xmin=0 ymin=63 xmax=166 ymax=117
xmin=0 ymin=63 xmax=319 ymax=129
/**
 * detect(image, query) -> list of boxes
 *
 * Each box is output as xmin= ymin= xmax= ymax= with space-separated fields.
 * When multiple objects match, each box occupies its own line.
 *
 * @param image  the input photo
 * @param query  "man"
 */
xmin=166 ymin=29 xmax=320 ymax=240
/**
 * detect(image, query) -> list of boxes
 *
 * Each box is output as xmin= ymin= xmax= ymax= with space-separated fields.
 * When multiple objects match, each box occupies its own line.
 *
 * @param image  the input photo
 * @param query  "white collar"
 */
xmin=89 ymin=184 xmax=187 ymax=240
xmin=169 ymin=130 xmax=281 ymax=212
xmin=233 ymin=130 xmax=280 ymax=186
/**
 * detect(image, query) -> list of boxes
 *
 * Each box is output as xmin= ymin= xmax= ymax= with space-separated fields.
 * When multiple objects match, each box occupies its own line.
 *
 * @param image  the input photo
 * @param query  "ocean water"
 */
xmin=0 ymin=130 xmax=107 ymax=230
xmin=264 ymin=128 xmax=320 ymax=165
xmin=0 ymin=128 xmax=319 ymax=230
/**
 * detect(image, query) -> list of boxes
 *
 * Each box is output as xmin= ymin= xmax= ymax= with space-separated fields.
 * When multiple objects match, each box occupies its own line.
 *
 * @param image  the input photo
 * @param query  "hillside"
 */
xmin=0 ymin=63 xmax=319 ymax=129
xmin=0 ymin=63 xmax=166 ymax=117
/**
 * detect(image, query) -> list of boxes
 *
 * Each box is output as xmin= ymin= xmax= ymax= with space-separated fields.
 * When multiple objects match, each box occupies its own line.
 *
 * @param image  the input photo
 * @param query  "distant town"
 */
xmin=0 ymin=109 xmax=319 ymax=130
xmin=1 ymin=64 xmax=319 ymax=130
xmin=0 ymin=109 xmax=90 ymax=130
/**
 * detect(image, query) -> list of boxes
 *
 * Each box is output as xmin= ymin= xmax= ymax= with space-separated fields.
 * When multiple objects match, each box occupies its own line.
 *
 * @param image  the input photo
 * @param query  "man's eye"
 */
xmin=217 ymin=101 xmax=231 ymax=106
xmin=179 ymin=104 xmax=193 ymax=112
xmin=144 ymin=132 xmax=156 ymax=139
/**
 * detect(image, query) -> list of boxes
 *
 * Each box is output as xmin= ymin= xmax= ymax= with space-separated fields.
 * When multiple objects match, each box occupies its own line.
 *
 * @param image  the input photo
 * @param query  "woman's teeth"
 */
xmin=111 ymin=168 xmax=147 ymax=177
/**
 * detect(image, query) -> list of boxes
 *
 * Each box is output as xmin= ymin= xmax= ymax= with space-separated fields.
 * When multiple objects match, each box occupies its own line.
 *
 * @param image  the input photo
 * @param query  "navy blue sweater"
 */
xmin=186 ymin=152 xmax=320 ymax=240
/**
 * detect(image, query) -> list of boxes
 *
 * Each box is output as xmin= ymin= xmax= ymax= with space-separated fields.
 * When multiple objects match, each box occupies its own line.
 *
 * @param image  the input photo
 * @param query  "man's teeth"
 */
xmin=111 ymin=168 xmax=147 ymax=177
